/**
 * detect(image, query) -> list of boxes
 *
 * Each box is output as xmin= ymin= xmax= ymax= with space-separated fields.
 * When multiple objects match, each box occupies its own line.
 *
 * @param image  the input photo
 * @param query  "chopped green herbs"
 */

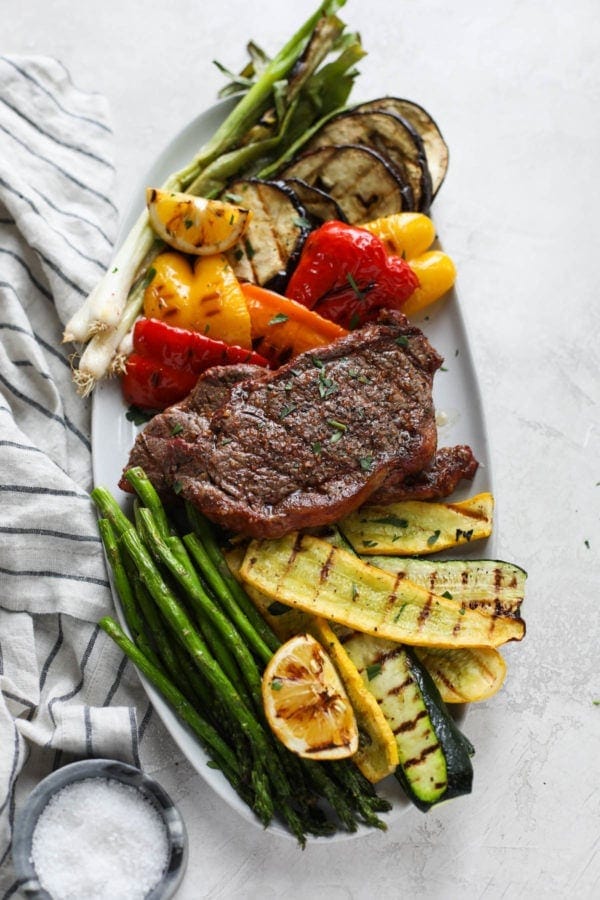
xmin=293 ymin=216 xmax=311 ymax=229
xmin=395 ymin=335 xmax=409 ymax=348
xmin=393 ymin=602 xmax=408 ymax=622
xmin=170 ymin=423 xmax=184 ymax=436
xmin=269 ymin=312 xmax=289 ymax=325
xmin=318 ymin=371 xmax=338 ymax=399
xmin=346 ymin=272 xmax=366 ymax=301
xmin=173 ymin=480 xmax=183 ymax=495
xmin=359 ymin=456 xmax=373 ymax=472
xmin=366 ymin=663 xmax=381 ymax=681
xmin=372 ymin=514 xmax=409 ymax=529
xmin=279 ymin=403 xmax=296 ymax=419
xmin=311 ymin=441 xmax=322 ymax=456
xmin=327 ymin=419 xmax=347 ymax=444
xmin=126 ymin=406 xmax=153 ymax=426
xmin=270 ymin=679 xmax=284 ymax=691
xmin=184 ymin=218 xmax=193 ymax=229
xmin=427 ymin=530 xmax=441 ymax=546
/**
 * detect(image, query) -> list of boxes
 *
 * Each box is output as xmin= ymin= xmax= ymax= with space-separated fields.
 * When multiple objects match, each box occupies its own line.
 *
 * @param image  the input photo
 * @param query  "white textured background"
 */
xmin=5 ymin=0 xmax=600 ymax=897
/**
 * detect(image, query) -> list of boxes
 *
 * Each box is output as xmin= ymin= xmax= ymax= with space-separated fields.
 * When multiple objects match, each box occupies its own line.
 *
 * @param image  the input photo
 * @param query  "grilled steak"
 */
xmin=369 ymin=445 xmax=478 ymax=504
xmin=122 ymin=312 xmax=445 ymax=537
xmin=120 ymin=364 xmax=265 ymax=498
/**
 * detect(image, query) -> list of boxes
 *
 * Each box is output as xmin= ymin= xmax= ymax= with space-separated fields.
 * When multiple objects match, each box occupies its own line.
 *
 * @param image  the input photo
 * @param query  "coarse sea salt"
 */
xmin=30 ymin=777 xmax=169 ymax=900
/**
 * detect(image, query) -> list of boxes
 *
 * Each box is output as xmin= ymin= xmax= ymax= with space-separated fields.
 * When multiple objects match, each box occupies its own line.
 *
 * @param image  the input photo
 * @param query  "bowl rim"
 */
xmin=11 ymin=758 xmax=188 ymax=900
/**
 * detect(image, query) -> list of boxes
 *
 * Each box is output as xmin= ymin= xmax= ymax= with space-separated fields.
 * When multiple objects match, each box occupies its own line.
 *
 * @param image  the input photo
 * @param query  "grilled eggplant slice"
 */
xmin=224 ymin=179 xmax=310 ymax=291
xmin=280 ymin=144 xmax=412 ymax=224
xmin=301 ymin=110 xmax=432 ymax=212
xmin=282 ymin=177 xmax=348 ymax=225
xmin=352 ymin=98 xmax=449 ymax=199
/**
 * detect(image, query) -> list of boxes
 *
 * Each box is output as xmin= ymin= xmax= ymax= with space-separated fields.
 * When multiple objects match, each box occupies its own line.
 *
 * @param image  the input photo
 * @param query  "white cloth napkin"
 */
xmin=0 ymin=56 xmax=175 ymax=895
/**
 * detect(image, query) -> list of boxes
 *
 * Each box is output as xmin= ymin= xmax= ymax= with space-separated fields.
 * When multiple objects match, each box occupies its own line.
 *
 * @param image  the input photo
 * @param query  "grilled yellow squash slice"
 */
xmin=225 ymin=549 xmax=398 ymax=782
xmin=339 ymin=493 xmax=494 ymax=556
xmin=240 ymin=532 xmax=525 ymax=649
xmin=413 ymin=646 xmax=506 ymax=703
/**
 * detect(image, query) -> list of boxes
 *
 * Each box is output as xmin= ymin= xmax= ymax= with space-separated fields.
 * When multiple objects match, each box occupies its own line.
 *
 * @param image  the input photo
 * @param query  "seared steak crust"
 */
xmin=369 ymin=445 xmax=478 ymax=504
xmin=122 ymin=312 xmax=444 ymax=537
xmin=120 ymin=364 xmax=264 ymax=497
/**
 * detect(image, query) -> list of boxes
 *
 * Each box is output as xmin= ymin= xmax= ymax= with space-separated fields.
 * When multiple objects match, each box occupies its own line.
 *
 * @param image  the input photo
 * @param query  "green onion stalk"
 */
xmin=65 ymin=0 xmax=363 ymax=396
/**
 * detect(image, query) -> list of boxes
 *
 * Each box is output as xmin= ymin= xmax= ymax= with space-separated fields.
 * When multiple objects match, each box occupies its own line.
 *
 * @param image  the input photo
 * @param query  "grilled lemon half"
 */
xmin=147 ymin=187 xmax=251 ymax=255
xmin=262 ymin=633 xmax=358 ymax=760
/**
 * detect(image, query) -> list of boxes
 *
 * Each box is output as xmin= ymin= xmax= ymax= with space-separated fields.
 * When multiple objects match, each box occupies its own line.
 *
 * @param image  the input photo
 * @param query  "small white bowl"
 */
xmin=11 ymin=758 xmax=188 ymax=899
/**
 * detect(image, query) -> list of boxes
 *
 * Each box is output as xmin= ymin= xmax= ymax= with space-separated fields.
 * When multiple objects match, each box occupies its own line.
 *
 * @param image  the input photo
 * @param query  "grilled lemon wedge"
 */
xmin=262 ymin=633 xmax=358 ymax=761
xmin=146 ymin=188 xmax=251 ymax=255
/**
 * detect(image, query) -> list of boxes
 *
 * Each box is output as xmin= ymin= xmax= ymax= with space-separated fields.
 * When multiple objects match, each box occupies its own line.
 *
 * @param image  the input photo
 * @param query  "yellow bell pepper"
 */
xmin=362 ymin=211 xmax=436 ymax=260
xmin=403 ymin=250 xmax=457 ymax=316
xmin=143 ymin=251 xmax=252 ymax=349
xmin=363 ymin=212 xmax=456 ymax=315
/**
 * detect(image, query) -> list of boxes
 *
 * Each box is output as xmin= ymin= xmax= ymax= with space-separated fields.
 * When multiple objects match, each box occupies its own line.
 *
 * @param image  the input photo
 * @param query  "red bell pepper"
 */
xmin=133 ymin=317 xmax=269 ymax=374
xmin=122 ymin=354 xmax=198 ymax=411
xmin=122 ymin=318 xmax=269 ymax=411
xmin=285 ymin=221 xmax=419 ymax=329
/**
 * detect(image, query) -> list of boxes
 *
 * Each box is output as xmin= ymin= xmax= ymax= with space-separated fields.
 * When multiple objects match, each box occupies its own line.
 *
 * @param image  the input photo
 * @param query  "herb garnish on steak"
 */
xmin=121 ymin=312 xmax=476 ymax=537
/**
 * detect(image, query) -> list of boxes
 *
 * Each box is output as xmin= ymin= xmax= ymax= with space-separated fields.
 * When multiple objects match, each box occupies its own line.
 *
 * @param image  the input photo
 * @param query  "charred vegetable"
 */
xmin=280 ymin=144 xmax=413 ymax=223
xmin=239 ymin=532 xmax=526 ymax=649
xmin=299 ymin=109 xmax=432 ymax=212
xmin=225 ymin=179 xmax=310 ymax=291
xmin=283 ymin=177 xmax=348 ymax=225
xmin=338 ymin=631 xmax=473 ymax=810
xmin=284 ymin=220 xmax=419 ymax=329
xmin=363 ymin=555 xmax=526 ymax=620
xmin=351 ymin=97 xmax=449 ymax=199
xmin=339 ymin=493 xmax=495 ymax=556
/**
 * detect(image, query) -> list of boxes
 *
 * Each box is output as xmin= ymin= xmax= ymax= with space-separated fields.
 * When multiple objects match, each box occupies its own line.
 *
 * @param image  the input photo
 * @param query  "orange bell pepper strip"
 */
xmin=240 ymin=282 xmax=348 ymax=367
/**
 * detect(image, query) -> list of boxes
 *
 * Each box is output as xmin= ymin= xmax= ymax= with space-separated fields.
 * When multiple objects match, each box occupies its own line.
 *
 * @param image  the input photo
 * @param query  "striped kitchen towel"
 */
xmin=0 ymin=56 xmax=177 ymax=895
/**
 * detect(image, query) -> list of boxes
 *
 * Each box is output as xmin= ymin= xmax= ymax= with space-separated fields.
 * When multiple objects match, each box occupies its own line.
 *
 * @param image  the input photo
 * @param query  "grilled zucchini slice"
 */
xmin=280 ymin=144 xmax=412 ymax=223
xmin=319 ymin=527 xmax=515 ymax=703
xmin=301 ymin=110 xmax=432 ymax=212
xmin=414 ymin=645 xmax=507 ymax=703
xmin=364 ymin=555 xmax=526 ymax=619
xmin=224 ymin=179 xmax=310 ymax=291
xmin=338 ymin=630 xmax=473 ymax=810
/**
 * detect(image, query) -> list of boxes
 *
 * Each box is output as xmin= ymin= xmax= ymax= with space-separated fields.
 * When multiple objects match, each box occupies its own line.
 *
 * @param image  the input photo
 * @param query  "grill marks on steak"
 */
xmin=123 ymin=313 xmax=446 ymax=537
xmin=120 ymin=364 xmax=264 ymax=498
xmin=369 ymin=445 xmax=479 ymax=504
